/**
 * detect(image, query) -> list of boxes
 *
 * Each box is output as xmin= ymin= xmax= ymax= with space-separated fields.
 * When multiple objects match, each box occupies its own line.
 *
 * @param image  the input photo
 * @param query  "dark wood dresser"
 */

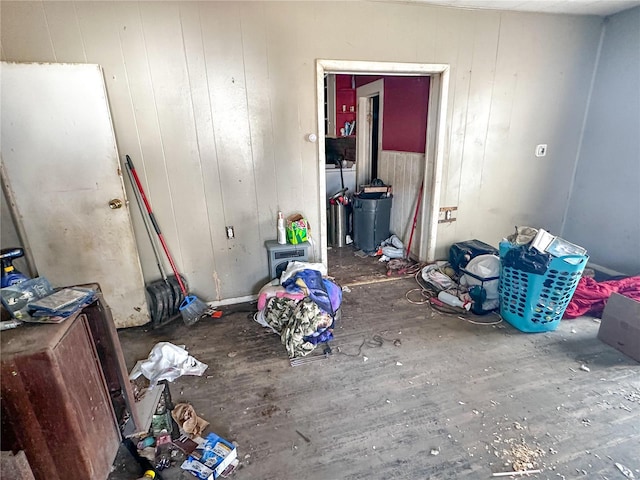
xmin=1 ymin=288 xmax=140 ymax=480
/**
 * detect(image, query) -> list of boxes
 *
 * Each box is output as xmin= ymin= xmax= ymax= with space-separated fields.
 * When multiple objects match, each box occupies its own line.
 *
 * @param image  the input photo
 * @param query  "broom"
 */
xmin=405 ymin=181 xmax=424 ymax=261
xmin=125 ymin=155 xmax=207 ymax=326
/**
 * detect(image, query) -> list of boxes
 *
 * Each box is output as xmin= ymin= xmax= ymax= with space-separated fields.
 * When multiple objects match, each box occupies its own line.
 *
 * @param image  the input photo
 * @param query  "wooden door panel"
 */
xmin=0 ymin=62 xmax=148 ymax=327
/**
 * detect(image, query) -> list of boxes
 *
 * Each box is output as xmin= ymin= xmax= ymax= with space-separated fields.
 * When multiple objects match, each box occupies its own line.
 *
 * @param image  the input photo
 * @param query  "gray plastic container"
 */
xmin=353 ymin=196 xmax=392 ymax=253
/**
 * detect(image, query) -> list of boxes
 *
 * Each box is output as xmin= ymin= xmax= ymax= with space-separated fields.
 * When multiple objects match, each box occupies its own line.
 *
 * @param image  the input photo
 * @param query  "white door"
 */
xmin=1 ymin=62 xmax=148 ymax=328
xmin=356 ymin=79 xmax=384 ymax=189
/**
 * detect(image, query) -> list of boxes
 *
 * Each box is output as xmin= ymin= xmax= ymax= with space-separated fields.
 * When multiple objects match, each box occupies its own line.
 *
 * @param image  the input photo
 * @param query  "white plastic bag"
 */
xmin=381 ymin=246 xmax=404 ymax=259
xmin=421 ymin=262 xmax=455 ymax=291
xmin=381 ymin=234 xmax=404 ymax=249
xmin=279 ymin=261 xmax=328 ymax=283
xmin=129 ymin=342 xmax=208 ymax=388
xmin=459 ymin=254 xmax=500 ymax=310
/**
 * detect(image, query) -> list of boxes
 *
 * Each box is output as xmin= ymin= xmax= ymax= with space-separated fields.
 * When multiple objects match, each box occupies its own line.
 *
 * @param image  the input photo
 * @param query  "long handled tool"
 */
xmin=125 ymin=155 xmax=207 ymax=326
xmin=125 ymin=163 xmax=186 ymax=327
xmin=125 ymin=163 xmax=168 ymax=282
xmin=405 ymin=181 xmax=424 ymax=260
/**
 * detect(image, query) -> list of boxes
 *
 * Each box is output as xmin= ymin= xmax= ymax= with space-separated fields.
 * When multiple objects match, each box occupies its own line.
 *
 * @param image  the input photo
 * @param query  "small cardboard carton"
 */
xmin=286 ymin=214 xmax=309 ymax=245
xmin=181 ymin=433 xmax=238 ymax=479
xmin=598 ymin=293 xmax=640 ymax=362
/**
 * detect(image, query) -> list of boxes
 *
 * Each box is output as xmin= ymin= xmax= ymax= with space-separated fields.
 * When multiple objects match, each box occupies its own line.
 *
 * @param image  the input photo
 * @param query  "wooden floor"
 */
xmin=327 ymin=245 xmax=389 ymax=286
xmin=113 ymin=275 xmax=640 ymax=480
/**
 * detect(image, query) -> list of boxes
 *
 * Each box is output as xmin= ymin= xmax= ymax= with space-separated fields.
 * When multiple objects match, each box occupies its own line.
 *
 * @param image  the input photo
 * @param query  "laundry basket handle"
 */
xmin=558 ymin=255 xmax=587 ymax=265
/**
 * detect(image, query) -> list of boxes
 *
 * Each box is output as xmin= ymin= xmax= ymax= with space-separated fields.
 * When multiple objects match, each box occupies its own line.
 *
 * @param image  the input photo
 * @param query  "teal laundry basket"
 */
xmin=498 ymin=241 xmax=588 ymax=333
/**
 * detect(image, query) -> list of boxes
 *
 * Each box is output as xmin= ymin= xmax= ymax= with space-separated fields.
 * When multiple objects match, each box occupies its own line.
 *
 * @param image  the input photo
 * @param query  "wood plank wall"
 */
xmin=379 ymin=151 xmax=426 ymax=258
xmin=0 ymin=1 xmax=602 ymax=301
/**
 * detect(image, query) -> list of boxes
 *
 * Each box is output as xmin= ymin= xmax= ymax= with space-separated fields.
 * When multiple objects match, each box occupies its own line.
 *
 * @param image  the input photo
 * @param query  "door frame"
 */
xmin=355 ymin=79 xmax=384 ymax=190
xmin=316 ymin=59 xmax=450 ymax=265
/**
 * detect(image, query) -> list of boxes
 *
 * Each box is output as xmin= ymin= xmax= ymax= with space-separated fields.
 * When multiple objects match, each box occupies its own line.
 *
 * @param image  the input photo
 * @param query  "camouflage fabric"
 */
xmin=264 ymin=297 xmax=332 ymax=358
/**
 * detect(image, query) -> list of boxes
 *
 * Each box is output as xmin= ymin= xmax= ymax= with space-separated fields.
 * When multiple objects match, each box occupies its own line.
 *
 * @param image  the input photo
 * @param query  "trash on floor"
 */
xmin=491 ymin=469 xmax=542 ymax=477
xmin=420 ymin=262 xmax=456 ymax=291
xmin=499 ymin=437 xmax=545 ymax=473
xmin=173 ymin=433 xmax=200 ymax=456
xmin=290 ymin=354 xmax=328 ymax=367
xmin=408 ymin=254 xmax=499 ymax=319
xmin=172 ymin=403 xmax=210 ymax=438
xmin=254 ymin=261 xmax=342 ymax=359
xmin=129 ymin=342 xmax=208 ymax=389
xmin=127 ymin=379 xmax=239 ymax=477
xmin=203 ymin=305 xmax=224 ymax=319
xmin=614 ymin=462 xmax=636 ymax=479
xmin=385 ymin=257 xmax=421 ymax=277
xmin=295 ymin=430 xmax=311 ymax=443
xmin=379 ymin=234 xmax=404 ymax=259
xmin=180 ymin=432 xmax=238 ymax=479
xmin=137 ymin=469 xmax=156 ymax=479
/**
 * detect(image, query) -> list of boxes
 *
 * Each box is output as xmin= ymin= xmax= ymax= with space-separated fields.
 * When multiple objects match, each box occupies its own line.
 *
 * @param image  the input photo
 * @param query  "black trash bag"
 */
xmin=502 ymin=244 xmax=550 ymax=275
xmin=449 ymin=239 xmax=499 ymax=273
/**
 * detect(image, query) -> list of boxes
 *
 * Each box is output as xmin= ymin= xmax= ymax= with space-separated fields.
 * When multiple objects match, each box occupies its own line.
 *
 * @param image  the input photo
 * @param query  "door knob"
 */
xmin=109 ymin=199 xmax=123 ymax=209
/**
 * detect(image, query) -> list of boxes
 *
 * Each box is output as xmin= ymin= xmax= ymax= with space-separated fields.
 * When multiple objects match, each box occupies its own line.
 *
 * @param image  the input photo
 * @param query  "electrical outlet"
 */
xmin=535 ymin=144 xmax=547 ymax=157
xmin=438 ymin=206 xmax=457 ymax=223
xmin=226 ymin=226 xmax=234 ymax=239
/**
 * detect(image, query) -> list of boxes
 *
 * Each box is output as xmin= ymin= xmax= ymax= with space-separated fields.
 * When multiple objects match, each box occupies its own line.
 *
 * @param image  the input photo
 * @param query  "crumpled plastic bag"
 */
xmin=378 ymin=234 xmax=405 ymax=259
xmin=172 ymin=403 xmax=210 ymax=437
xmin=381 ymin=246 xmax=404 ymax=259
xmin=460 ymin=254 xmax=500 ymax=311
xmin=381 ymin=234 xmax=404 ymax=249
xmin=506 ymin=226 xmax=539 ymax=246
xmin=421 ymin=262 xmax=455 ymax=291
xmin=280 ymin=261 xmax=327 ymax=283
xmin=503 ymin=244 xmax=550 ymax=275
xmin=129 ymin=342 xmax=208 ymax=389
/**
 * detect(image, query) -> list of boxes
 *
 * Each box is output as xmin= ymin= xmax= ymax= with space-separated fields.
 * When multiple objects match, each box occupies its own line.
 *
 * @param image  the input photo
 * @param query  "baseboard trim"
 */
xmin=207 ymin=294 xmax=258 ymax=308
xmin=587 ymin=262 xmax=628 ymax=278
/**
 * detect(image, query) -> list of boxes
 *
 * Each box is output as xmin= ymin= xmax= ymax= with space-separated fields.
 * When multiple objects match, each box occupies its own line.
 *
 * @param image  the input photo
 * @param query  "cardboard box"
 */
xmin=181 ymin=433 xmax=238 ymax=479
xmin=362 ymin=185 xmax=392 ymax=194
xmin=286 ymin=214 xmax=309 ymax=245
xmin=598 ymin=293 xmax=640 ymax=362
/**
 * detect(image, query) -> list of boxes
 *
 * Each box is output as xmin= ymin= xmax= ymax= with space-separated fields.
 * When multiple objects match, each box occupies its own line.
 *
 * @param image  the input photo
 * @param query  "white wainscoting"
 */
xmin=378 ymin=150 xmax=426 ymax=257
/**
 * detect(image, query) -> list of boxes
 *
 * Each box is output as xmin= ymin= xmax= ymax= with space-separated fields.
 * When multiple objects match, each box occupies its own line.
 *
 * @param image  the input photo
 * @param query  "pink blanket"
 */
xmin=564 ymin=276 xmax=640 ymax=319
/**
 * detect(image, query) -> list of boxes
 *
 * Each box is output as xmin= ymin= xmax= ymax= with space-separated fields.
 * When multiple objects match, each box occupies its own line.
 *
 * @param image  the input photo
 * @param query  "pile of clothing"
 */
xmin=564 ymin=275 xmax=640 ymax=318
xmin=254 ymin=262 xmax=342 ymax=358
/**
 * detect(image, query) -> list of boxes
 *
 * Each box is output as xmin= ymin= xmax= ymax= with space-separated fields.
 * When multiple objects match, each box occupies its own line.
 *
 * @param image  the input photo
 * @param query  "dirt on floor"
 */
xmin=112 ymin=277 xmax=640 ymax=480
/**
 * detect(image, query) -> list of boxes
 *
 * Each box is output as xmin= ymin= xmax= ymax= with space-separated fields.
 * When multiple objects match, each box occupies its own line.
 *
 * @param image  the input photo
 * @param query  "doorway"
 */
xmin=355 ymin=78 xmax=384 ymax=191
xmin=371 ymin=95 xmax=380 ymax=180
xmin=316 ymin=60 xmax=450 ymax=281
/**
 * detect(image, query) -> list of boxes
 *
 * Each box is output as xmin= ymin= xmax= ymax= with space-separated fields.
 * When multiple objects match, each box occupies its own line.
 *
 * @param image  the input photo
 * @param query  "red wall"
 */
xmin=355 ymin=75 xmax=430 ymax=153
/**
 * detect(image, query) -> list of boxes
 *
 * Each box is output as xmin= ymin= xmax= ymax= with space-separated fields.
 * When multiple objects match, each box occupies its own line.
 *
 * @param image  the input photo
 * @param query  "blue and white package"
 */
xmin=181 ymin=432 xmax=237 ymax=479
xmin=181 ymin=456 xmax=213 ymax=479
